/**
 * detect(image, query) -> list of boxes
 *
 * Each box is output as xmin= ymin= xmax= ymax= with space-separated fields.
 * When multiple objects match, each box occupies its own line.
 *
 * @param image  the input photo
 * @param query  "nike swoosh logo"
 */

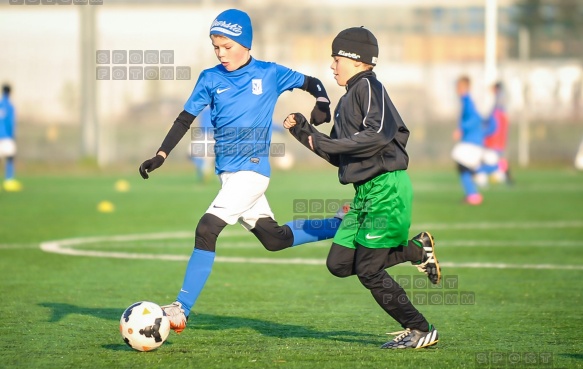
xmin=365 ymin=234 xmax=382 ymax=240
xmin=180 ymin=289 xmax=189 ymax=294
xmin=217 ymin=88 xmax=230 ymax=94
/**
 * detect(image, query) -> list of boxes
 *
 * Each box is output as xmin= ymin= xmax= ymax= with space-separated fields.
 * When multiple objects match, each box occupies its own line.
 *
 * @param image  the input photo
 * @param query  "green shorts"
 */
xmin=333 ymin=170 xmax=412 ymax=249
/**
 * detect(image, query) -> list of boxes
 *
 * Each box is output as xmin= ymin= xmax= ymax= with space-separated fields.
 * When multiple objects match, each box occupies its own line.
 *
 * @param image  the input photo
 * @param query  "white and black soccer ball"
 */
xmin=120 ymin=301 xmax=170 ymax=352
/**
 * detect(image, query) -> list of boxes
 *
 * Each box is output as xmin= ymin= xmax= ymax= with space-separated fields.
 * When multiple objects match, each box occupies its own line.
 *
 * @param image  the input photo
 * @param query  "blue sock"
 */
xmin=5 ymin=157 xmax=14 ymax=180
xmin=285 ymin=218 xmax=341 ymax=246
xmin=460 ymin=170 xmax=478 ymax=196
xmin=176 ymin=248 xmax=215 ymax=316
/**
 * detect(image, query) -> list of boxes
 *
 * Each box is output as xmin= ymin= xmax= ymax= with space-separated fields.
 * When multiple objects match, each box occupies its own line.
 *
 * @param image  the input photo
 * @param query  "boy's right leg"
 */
xmin=458 ymin=163 xmax=482 ymax=205
xmin=353 ymin=245 xmax=439 ymax=349
xmin=164 ymin=213 xmax=227 ymax=333
xmin=355 ymin=245 xmax=430 ymax=331
xmin=2 ymin=156 xmax=22 ymax=192
xmin=165 ymin=171 xmax=270 ymax=333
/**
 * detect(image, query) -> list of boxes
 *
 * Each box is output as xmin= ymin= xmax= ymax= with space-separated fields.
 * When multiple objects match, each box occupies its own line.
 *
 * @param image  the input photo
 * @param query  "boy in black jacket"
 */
xmin=284 ymin=27 xmax=441 ymax=349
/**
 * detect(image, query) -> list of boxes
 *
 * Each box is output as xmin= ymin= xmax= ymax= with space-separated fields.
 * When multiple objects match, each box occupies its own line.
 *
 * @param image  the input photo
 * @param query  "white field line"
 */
xmin=414 ymin=220 xmax=583 ymax=230
xmin=36 ymin=219 xmax=583 ymax=249
xmin=38 ymin=241 xmax=583 ymax=270
xmin=38 ymin=222 xmax=583 ymax=270
xmin=42 ymin=239 xmax=583 ymax=250
xmin=0 ymin=243 xmax=39 ymax=250
xmin=438 ymin=262 xmax=583 ymax=270
xmin=413 ymin=183 xmax=583 ymax=192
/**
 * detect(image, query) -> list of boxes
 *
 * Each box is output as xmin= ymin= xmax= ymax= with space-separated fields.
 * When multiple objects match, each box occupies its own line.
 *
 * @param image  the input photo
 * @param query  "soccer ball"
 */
xmin=120 ymin=301 xmax=170 ymax=352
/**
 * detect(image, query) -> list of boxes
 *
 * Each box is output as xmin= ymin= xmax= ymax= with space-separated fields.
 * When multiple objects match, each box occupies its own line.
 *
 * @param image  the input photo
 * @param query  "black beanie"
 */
xmin=331 ymin=27 xmax=378 ymax=66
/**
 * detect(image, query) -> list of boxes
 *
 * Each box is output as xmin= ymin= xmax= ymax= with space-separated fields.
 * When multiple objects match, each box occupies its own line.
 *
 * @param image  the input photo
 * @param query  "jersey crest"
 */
xmin=252 ymin=79 xmax=263 ymax=95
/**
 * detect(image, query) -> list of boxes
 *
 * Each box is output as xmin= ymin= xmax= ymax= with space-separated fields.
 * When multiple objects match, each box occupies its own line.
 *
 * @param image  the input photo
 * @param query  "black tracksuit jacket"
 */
xmin=290 ymin=70 xmax=410 ymax=185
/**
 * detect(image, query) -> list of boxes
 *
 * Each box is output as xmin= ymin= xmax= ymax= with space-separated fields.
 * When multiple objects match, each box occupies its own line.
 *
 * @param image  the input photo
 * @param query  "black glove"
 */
xmin=139 ymin=154 xmax=165 ymax=179
xmin=310 ymin=100 xmax=331 ymax=126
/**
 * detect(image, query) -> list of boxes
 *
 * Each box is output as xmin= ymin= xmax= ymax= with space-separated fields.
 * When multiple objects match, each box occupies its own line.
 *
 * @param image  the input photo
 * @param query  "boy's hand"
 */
xmin=283 ymin=114 xmax=297 ymax=129
xmin=139 ymin=154 xmax=166 ymax=179
xmin=310 ymin=98 xmax=331 ymax=126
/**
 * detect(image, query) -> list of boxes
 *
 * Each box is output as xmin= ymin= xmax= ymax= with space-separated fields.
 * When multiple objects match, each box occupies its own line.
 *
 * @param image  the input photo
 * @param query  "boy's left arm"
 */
xmin=301 ymin=76 xmax=331 ymax=126
xmin=288 ymin=113 xmax=339 ymax=167
xmin=274 ymin=65 xmax=331 ymax=125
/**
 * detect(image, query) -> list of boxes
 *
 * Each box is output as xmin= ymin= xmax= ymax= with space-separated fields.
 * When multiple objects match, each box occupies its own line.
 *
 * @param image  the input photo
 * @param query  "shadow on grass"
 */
xmin=39 ymin=302 xmax=380 ymax=346
xmin=191 ymin=313 xmax=380 ymax=345
xmin=560 ymin=353 xmax=583 ymax=361
xmin=39 ymin=302 xmax=121 ymax=322
xmin=102 ymin=343 xmax=133 ymax=352
xmin=102 ymin=341 xmax=174 ymax=352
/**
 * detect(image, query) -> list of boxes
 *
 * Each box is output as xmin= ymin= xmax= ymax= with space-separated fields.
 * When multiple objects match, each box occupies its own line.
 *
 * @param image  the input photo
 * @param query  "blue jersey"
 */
xmin=183 ymin=58 xmax=305 ymax=177
xmin=459 ymin=94 xmax=484 ymax=146
xmin=0 ymin=96 xmax=15 ymax=139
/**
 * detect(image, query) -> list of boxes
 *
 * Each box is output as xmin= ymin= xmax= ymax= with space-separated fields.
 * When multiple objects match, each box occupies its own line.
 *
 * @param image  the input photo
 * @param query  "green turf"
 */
xmin=1 ymin=167 xmax=582 ymax=369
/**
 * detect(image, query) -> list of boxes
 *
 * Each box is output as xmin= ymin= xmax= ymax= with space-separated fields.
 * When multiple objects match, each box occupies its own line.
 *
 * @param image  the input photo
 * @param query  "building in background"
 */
xmin=0 ymin=0 xmax=581 ymax=166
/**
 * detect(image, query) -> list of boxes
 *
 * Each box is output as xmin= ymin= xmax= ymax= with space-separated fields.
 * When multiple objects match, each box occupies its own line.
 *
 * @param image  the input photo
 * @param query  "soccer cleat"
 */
xmin=381 ymin=325 xmax=439 ymax=349
xmin=161 ymin=301 xmax=187 ymax=334
xmin=412 ymin=232 xmax=441 ymax=285
xmin=465 ymin=193 xmax=483 ymax=205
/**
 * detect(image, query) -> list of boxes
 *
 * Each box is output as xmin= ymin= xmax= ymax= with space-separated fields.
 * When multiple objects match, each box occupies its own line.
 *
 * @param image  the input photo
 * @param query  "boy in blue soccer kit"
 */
xmin=452 ymin=76 xmax=485 ymax=205
xmin=139 ymin=9 xmax=341 ymax=333
xmin=284 ymin=27 xmax=440 ymax=349
xmin=0 ymin=84 xmax=22 ymax=192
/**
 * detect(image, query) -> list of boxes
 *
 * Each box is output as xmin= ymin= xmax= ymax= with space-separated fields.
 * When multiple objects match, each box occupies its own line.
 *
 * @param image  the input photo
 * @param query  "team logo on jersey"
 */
xmin=252 ymin=79 xmax=263 ymax=95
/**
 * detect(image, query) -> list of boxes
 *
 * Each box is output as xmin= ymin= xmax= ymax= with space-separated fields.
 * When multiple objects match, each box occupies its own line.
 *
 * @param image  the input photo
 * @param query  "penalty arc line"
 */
xmin=38 ymin=228 xmax=583 ymax=271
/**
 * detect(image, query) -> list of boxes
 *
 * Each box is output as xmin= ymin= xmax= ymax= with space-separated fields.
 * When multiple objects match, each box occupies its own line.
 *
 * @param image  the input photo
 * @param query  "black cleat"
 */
xmin=412 ymin=232 xmax=441 ymax=285
xmin=381 ymin=325 xmax=439 ymax=349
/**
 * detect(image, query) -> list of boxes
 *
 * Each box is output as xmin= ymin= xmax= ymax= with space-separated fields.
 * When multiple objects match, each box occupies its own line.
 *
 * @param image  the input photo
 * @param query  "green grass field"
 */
xmin=1 ymin=166 xmax=582 ymax=369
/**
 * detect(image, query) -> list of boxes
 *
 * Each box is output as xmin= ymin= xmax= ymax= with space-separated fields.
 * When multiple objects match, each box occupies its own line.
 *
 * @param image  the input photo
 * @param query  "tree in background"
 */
xmin=512 ymin=0 xmax=583 ymax=59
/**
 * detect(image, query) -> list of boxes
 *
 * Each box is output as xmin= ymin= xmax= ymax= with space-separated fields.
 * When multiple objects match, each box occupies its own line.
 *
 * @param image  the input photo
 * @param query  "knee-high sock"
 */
xmin=5 ymin=157 xmax=14 ymax=179
xmin=285 ymin=217 xmax=341 ymax=246
xmin=176 ymin=248 xmax=215 ymax=316
xmin=460 ymin=170 xmax=478 ymax=196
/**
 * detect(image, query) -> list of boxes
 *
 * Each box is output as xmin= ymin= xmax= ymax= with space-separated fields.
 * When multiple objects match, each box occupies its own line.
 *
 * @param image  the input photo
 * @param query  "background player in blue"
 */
xmin=451 ymin=76 xmax=484 ymax=205
xmin=0 ymin=84 xmax=22 ymax=192
xmin=139 ymin=9 xmax=342 ymax=334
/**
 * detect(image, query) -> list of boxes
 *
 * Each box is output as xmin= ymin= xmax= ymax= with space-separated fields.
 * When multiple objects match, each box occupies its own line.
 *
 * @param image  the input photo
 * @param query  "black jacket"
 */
xmin=290 ymin=70 xmax=410 ymax=185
